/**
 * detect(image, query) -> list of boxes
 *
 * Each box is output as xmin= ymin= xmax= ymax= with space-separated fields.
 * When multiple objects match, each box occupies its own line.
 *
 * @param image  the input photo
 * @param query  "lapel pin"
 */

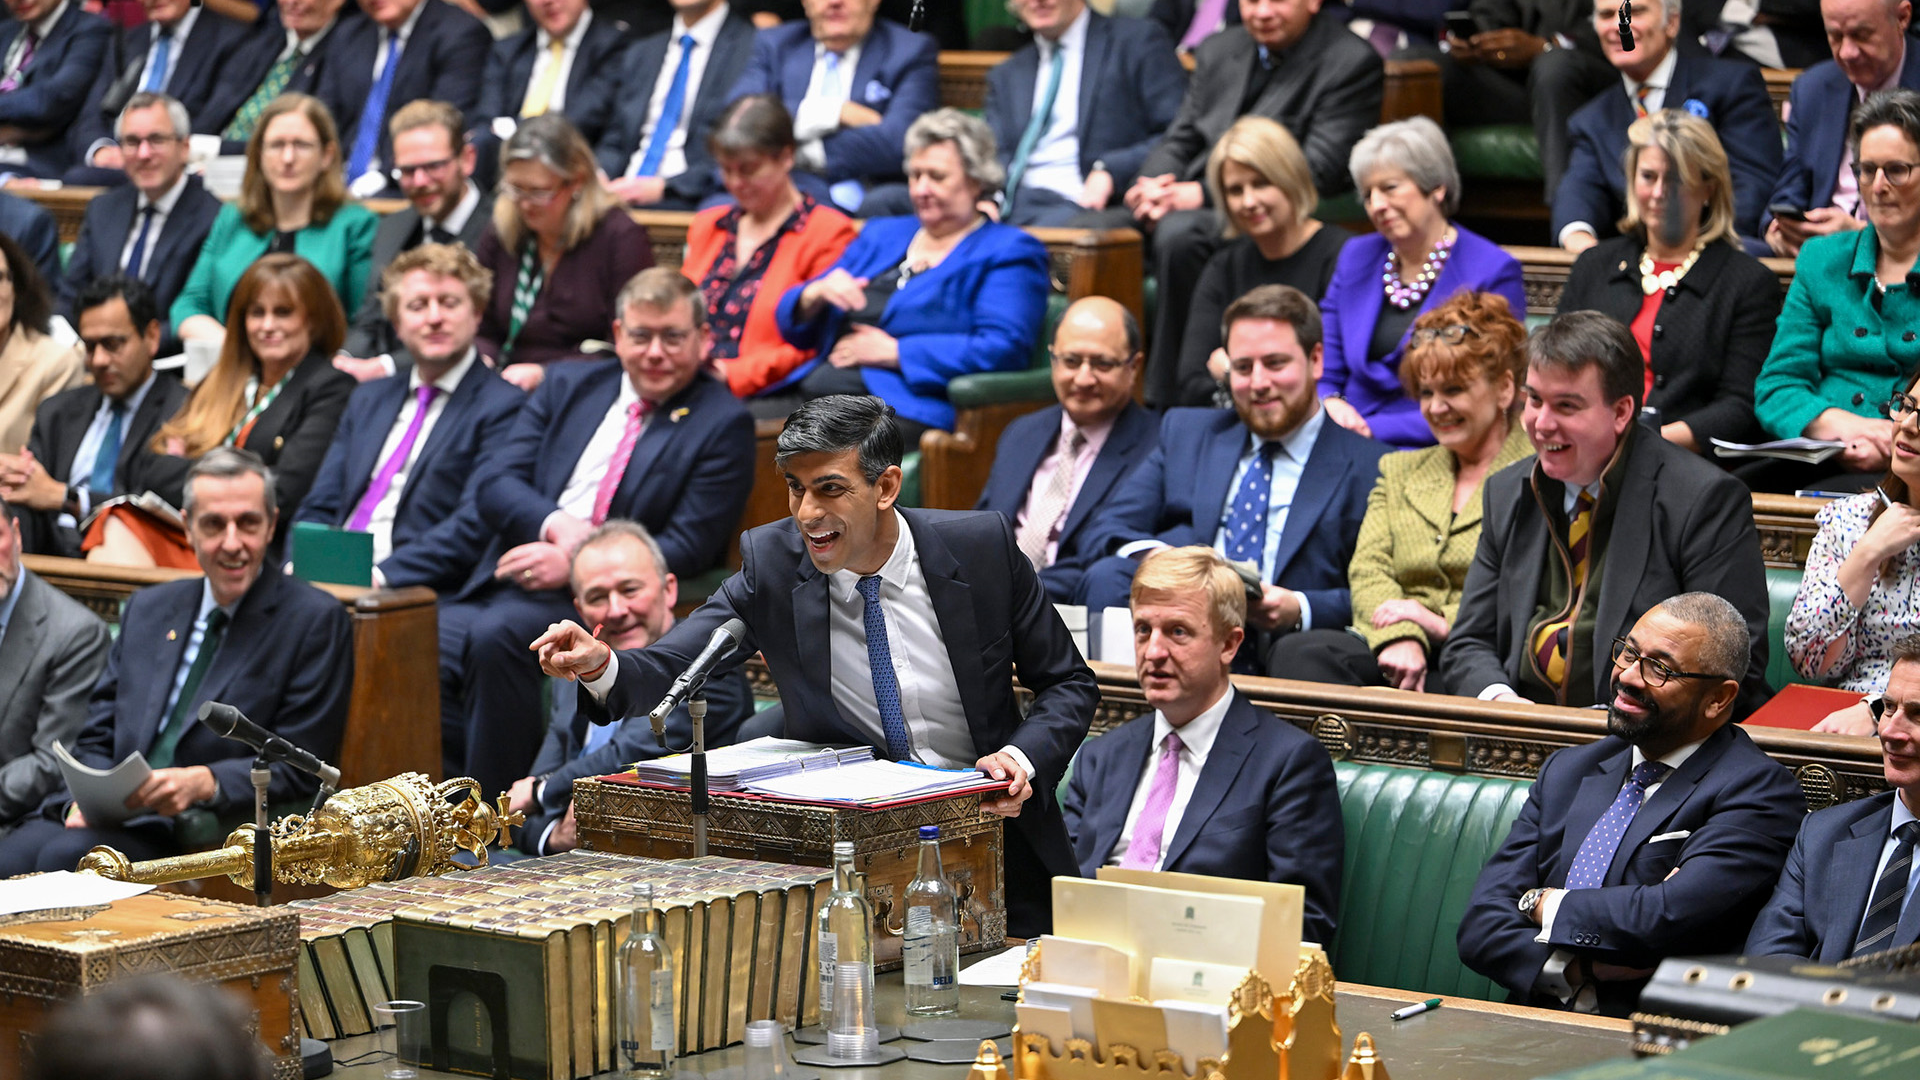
xmin=671 ymin=407 xmax=690 ymax=423
xmin=167 ymin=629 xmax=177 ymax=641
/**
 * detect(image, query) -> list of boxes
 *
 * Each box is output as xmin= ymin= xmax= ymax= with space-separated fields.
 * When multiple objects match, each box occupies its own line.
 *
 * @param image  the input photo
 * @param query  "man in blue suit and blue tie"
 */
xmin=1063 ymin=544 xmax=1344 ymax=945
xmin=1766 ymin=0 xmax=1920 ymax=256
xmin=1747 ymin=633 xmax=1920 ymax=961
xmin=976 ymin=296 xmax=1159 ymax=603
xmin=1075 ymin=284 xmax=1389 ymax=675
xmin=726 ymin=0 xmax=939 ymax=212
xmin=294 ymin=244 xmax=527 ymax=594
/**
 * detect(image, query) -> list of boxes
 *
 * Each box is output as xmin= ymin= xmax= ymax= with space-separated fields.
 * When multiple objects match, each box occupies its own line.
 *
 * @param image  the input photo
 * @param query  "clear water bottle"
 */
xmin=902 ymin=825 xmax=960 ymax=1016
xmin=617 ymin=883 xmax=676 ymax=1079
xmin=816 ymin=840 xmax=877 ymax=1056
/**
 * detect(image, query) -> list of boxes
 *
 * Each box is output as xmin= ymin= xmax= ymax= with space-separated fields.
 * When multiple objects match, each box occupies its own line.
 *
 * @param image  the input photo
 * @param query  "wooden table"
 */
xmin=324 ymin=974 xmax=1631 ymax=1080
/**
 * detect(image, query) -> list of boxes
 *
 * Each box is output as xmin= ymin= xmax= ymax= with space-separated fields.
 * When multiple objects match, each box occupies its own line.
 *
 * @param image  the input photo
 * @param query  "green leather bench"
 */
xmin=1330 ymin=761 xmax=1532 ymax=1000
xmin=1765 ymin=566 xmax=1803 ymax=693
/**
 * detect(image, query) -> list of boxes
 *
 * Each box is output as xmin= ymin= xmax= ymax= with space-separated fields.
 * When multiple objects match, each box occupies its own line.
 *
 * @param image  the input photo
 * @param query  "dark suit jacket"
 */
xmin=51 ymin=566 xmax=353 ymax=817
xmin=467 ymin=364 xmax=755 ymax=591
xmin=67 ymin=10 xmax=253 ymax=165
xmin=1558 ymin=236 xmax=1779 ymax=448
xmin=14 ymin=373 xmax=190 ymax=558
xmin=1770 ymin=41 xmax=1920 ymax=217
xmin=340 ymin=187 xmax=490 ymax=359
xmin=56 ymin=176 xmax=223 ymax=336
xmin=1466 ymin=0 xmax=1602 ymax=54
xmin=976 ymin=401 xmax=1160 ymax=604
xmin=520 ymin=665 xmax=754 ymax=853
xmin=1061 ymin=691 xmax=1344 ymax=945
xmin=583 ymin=507 xmax=1100 ymax=892
xmin=727 ymin=18 xmax=940 ymax=187
xmin=292 ymin=359 xmax=526 ymax=593
xmin=1439 ymin=428 xmax=1773 ymax=716
xmin=1137 ymin=14 xmax=1382 ymax=197
xmin=0 ymin=190 xmax=60 ymax=286
xmin=195 ymin=9 xmax=365 ymax=147
xmin=0 ymin=571 xmax=109 ymax=829
xmin=1746 ymin=790 xmax=1920 ymax=962
xmin=1079 ymin=408 xmax=1390 ymax=631
xmin=0 ymin=3 xmax=112 ymax=177
xmin=593 ymin=11 xmax=757 ymax=205
xmin=1457 ymin=723 xmax=1804 ymax=1016
xmin=983 ymin=13 xmax=1188 ymax=195
xmin=476 ymin=13 xmax=631 ymax=148
xmin=320 ymin=0 xmax=492 ymax=186
xmin=473 ymin=211 xmax=655 ymax=366
xmin=1554 ymin=46 xmax=1782 ymax=242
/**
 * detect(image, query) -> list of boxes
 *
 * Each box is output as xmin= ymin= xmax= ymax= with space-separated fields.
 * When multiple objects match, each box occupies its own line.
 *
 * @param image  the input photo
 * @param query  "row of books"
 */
xmin=286 ymin=851 xmax=833 ymax=1079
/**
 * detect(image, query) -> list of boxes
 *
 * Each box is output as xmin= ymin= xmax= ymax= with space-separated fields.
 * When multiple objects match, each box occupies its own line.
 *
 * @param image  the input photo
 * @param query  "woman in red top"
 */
xmin=679 ymin=95 xmax=856 ymax=414
xmin=1557 ymin=109 xmax=1781 ymax=457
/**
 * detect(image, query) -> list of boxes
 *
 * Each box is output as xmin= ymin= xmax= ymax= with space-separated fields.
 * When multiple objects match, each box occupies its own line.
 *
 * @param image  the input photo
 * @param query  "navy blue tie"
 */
xmin=855 ymin=575 xmax=913 ymax=761
xmin=1566 ymin=761 xmax=1671 ymax=889
xmin=1854 ymin=820 xmax=1920 ymax=956
xmin=124 ymin=205 xmax=155 ymax=279
xmin=1220 ymin=442 xmax=1279 ymax=574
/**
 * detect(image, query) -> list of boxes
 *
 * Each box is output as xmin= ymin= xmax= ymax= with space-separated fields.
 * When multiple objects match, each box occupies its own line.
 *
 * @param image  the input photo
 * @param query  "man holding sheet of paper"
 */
xmin=534 ymin=394 xmax=1099 ymax=937
xmin=1061 ymin=545 xmax=1344 ymax=946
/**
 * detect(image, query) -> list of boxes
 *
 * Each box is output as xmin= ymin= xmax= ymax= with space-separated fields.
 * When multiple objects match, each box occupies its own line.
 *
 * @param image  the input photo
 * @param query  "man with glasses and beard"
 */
xmin=1458 ymin=593 xmax=1804 ymax=1016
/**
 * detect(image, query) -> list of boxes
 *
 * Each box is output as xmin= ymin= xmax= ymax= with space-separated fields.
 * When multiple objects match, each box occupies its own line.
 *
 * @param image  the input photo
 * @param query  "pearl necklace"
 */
xmin=1382 ymin=230 xmax=1456 ymax=309
xmin=1638 ymin=240 xmax=1706 ymax=295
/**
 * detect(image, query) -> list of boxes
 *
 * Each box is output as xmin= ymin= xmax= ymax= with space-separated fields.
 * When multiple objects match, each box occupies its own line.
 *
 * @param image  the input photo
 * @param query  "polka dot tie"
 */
xmin=855 ymin=575 xmax=913 ymax=761
xmin=1221 ymin=442 xmax=1279 ymax=572
xmin=1853 ymin=820 xmax=1920 ymax=957
xmin=1565 ymin=760 xmax=1671 ymax=890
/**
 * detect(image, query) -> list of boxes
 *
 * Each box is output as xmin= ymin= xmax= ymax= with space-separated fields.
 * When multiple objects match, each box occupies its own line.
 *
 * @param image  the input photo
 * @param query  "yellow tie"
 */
xmin=520 ymin=37 xmax=567 ymax=118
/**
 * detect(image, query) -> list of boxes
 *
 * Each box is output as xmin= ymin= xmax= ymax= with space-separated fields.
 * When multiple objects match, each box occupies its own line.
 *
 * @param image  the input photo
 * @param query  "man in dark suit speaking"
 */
xmin=0 ymin=448 xmax=353 ymax=876
xmin=1457 ymin=593 xmax=1804 ymax=1016
xmin=1062 ymin=545 xmax=1343 ymax=944
xmin=535 ymin=395 xmax=1098 ymax=935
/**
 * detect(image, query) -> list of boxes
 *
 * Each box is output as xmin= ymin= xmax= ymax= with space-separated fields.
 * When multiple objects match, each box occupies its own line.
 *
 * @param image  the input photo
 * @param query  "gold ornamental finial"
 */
xmin=967 ymin=1039 xmax=1012 ymax=1080
xmin=1341 ymin=1033 xmax=1390 ymax=1080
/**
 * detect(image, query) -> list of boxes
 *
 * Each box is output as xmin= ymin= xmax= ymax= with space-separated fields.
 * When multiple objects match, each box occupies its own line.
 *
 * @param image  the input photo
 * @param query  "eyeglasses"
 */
xmin=1884 ymin=391 xmax=1920 ymax=421
xmin=1869 ymin=696 xmax=1920 ymax=733
xmin=264 ymin=138 xmax=320 ymax=157
xmin=1409 ymin=324 xmax=1480 ymax=347
xmin=117 ymin=134 xmax=181 ymax=152
xmin=1609 ymin=637 xmax=1721 ymax=688
xmin=1051 ymin=350 xmax=1133 ymax=374
xmin=619 ymin=325 xmax=693 ymax=350
xmin=390 ymin=157 xmax=455 ymax=182
xmin=1853 ymin=160 xmax=1920 ymax=186
xmin=501 ymin=181 xmax=567 ymax=206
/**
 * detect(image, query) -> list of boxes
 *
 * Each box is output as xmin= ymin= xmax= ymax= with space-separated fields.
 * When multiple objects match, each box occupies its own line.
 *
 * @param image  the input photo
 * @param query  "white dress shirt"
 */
xmin=362 ymin=349 xmax=476 ymax=563
xmin=1021 ymin=7 xmax=1090 ymax=203
xmin=625 ymin=3 xmax=731 ymax=179
xmin=118 ymin=172 xmax=190 ymax=279
xmin=1559 ymin=48 xmax=1680 ymax=247
xmin=794 ymin=40 xmax=865 ymax=172
xmin=549 ymin=374 xmax=650 ymax=534
xmin=426 ymin=181 xmax=482 ymax=241
xmin=521 ymin=9 xmax=594 ymax=116
xmin=1106 ymin=685 xmax=1235 ymax=868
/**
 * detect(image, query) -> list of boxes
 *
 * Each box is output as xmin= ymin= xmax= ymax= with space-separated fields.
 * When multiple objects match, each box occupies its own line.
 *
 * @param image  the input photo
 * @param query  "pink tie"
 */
xmin=591 ymin=400 xmax=650 ymax=525
xmin=1178 ymin=0 xmax=1228 ymax=51
xmin=347 ymin=384 xmax=439 ymax=531
xmin=1121 ymin=731 xmax=1186 ymax=870
xmin=0 ymin=30 xmax=38 ymax=92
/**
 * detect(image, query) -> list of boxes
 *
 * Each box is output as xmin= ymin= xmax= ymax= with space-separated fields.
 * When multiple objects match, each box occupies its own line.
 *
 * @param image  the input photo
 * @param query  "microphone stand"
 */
xmin=250 ymin=755 xmax=272 ymax=907
xmin=689 ymin=693 xmax=708 ymax=858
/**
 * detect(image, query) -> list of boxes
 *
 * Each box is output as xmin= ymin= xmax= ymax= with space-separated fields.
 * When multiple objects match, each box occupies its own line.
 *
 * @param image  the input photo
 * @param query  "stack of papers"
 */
xmin=741 ymin=759 xmax=1003 ymax=805
xmin=627 ymin=737 xmax=872 ymax=791
xmin=1710 ymin=437 xmax=1846 ymax=463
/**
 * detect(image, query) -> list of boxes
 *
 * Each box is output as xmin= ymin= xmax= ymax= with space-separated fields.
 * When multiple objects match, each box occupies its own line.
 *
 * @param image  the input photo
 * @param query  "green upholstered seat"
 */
xmin=1330 ymin=761 xmax=1532 ymax=999
xmin=1451 ymin=125 xmax=1544 ymax=182
xmin=900 ymin=451 xmax=922 ymax=507
xmin=1766 ymin=567 xmax=1803 ymax=692
xmin=939 ymin=290 xmax=1070 ymax=417
xmin=59 ymin=240 xmax=73 ymax=272
xmin=1318 ymin=193 xmax=1365 ymax=225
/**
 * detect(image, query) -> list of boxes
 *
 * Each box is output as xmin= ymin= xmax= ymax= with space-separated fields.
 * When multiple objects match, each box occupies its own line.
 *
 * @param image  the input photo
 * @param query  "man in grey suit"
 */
xmin=334 ymin=99 xmax=488 ymax=376
xmin=0 ymin=500 xmax=112 ymax=835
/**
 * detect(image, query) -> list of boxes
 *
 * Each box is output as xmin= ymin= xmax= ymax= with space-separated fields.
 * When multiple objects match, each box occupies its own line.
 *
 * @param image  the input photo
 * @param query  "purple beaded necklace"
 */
xmin=1381 ymin=230 xmax=1457 ymax=309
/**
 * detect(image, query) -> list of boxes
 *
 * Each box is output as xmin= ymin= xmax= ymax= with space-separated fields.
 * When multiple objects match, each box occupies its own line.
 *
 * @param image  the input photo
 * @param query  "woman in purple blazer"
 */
xmin=1321 ymin=118 xmax=1526 ymax=449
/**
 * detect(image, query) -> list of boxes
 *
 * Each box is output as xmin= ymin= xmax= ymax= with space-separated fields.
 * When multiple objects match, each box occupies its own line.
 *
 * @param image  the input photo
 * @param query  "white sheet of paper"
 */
xmin=1153 ymin=999 xmax=1230 ymax=1073
xmin=1040 ymin=935 xmax=1133 ymax=998
xmin=53 ymin=742 xmax=151 ymax=828
xmin=958 ymin=945 xmax=1031 ymax=986
xmin=1148 ymin=957 xmax=1249 ymax=1002
xmin=1023 ymin=981 xmax=1101 ymax=1043
xmin=1014 ymin=1002 xmax=1076 ymax=1056
xmin=0 ymin=871 xmax=154 ymax=916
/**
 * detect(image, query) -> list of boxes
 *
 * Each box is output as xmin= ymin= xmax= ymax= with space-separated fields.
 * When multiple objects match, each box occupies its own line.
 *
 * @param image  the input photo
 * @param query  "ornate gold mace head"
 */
xmin=76 ymin=773 xmax=526 ymax=890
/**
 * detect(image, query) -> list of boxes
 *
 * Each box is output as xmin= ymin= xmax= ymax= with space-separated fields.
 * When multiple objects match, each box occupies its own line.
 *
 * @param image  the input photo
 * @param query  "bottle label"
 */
xmin=817 ymin=931 xmax=837 ymax=997
xmin=650 ymin=969 xmax=674 ymax=1051
xmin=903 ymin=907 xmax=933 ymax=986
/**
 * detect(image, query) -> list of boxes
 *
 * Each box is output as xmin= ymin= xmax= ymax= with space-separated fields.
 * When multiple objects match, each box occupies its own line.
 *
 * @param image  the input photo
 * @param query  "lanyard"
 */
xmin=504 ymin=245 xmax=545 ymax=361
xmin=226 ymin=371 xmax=293 ymax=447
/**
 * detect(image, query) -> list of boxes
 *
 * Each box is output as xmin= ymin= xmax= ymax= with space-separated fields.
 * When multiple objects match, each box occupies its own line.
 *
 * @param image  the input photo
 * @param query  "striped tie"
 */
xmin=1532 ymin=492 xmax=1595 ymax=691
xmin=1634 ymin=85 xmax=1653 ymax=118
xmin=1853 ymin=820 xmax=1920 ymax=957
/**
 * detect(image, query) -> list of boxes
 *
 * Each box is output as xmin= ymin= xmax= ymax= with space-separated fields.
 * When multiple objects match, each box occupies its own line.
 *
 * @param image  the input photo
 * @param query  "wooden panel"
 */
xmin=1764 ymin=67 xmax=1797 ymax=123
xmin=938 ymin=51 xmax=1002 ymax=110
xmin=1382 ymin=58 xmax=1442 ymax=125
xmin=19 ymin=184 xmax=99 ymax=246
xmin=1509 ymin=244 xmax=1795 ymax=314
xmin=1752 ymin=491 xmax=1826 ymax=570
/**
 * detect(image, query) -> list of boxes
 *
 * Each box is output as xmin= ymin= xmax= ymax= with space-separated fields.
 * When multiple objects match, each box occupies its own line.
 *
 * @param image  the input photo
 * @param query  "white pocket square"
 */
xmin=1648 ymin=830 xmax=1692 ymax=843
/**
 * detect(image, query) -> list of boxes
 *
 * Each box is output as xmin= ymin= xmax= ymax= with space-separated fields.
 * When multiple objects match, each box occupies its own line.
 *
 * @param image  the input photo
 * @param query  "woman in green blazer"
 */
xmin=1271 ymin=290 xmax=1533 ymax=691
xmin=172 ymin=93 xmax=376 ymax=344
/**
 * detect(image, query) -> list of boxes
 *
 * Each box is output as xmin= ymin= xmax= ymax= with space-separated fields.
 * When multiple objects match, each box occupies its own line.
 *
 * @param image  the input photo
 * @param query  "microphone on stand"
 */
xmin=1619 ymin=2 xmax=1635 ymax=50
xmin=648 ymin=619 xmax=748 ymax=748
xmin=199 ymin=702 xmax=342 ymax=790
xmin=909 ymin=0 xmax=925 ymax=31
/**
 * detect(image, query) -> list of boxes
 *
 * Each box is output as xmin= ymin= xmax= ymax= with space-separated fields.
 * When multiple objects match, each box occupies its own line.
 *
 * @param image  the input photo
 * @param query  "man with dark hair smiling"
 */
xmin=535 ymin=394 xmax=1097 ymax=935
xmin=1458 ymin=593 xmax=1804 ymax=1015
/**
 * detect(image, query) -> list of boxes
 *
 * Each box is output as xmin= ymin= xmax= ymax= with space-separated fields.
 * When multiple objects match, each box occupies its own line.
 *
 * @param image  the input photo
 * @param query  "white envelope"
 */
xmin=1040 ymin=935 xmax=1133 ymax=998
xmin=1152 ymin=999 xmax=1230 ymax=1073
xmin=1148 ymin=957 xmax=1250 ymax=1003
xmin=1023 ymin=981 xmax=1101 ymax=1043
xmin=1015 ymin=1002 xmax=1076 ymax=1056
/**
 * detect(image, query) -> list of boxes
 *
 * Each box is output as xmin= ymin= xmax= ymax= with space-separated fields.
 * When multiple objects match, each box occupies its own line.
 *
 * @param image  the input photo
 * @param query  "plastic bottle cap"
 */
xmin=920 ymin=825 xmax=940 ymax=839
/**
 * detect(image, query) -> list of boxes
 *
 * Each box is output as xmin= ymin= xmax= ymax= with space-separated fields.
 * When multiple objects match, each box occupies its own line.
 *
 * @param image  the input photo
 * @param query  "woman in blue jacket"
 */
xmin=777 ymin=109 xmax=1049 ymax=445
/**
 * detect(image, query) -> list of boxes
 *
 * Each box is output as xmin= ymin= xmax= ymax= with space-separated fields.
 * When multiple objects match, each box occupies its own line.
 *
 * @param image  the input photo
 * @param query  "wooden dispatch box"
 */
xmin=0 ymin=891 xmax=301 ymax=1079
xmin=572 ymin=777 xmax=1007 ymax=968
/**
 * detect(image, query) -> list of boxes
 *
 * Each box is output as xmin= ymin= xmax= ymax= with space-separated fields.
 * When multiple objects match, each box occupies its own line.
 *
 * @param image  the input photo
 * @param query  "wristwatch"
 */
xmin=1518 ymin=887 xmax=1549 ymax=917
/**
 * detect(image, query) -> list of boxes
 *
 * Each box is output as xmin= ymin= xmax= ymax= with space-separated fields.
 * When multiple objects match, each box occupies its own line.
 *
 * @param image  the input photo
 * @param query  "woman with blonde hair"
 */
xmin=89 ymin=255 xmax=354 ymax=566
xmin=474 ymin=113 xmax=654 ymax=389
xmin=1175 ymin=116 xmax=1351 ymax=406
xmin=1559 ymin=108 xmax=1780 ymax=454
xmin=172 ymin=94 xmax=377 ymax=343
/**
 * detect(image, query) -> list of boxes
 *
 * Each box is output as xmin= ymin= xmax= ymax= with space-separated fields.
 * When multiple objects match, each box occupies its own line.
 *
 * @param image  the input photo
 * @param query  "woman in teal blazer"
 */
xmin=171 ymin=93 xmax=377 ymax=342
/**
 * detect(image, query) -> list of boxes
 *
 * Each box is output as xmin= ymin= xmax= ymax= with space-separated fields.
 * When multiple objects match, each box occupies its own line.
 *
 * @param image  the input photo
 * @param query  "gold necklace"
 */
xmin=1638 ymin=240 xmax=1706 ymax=295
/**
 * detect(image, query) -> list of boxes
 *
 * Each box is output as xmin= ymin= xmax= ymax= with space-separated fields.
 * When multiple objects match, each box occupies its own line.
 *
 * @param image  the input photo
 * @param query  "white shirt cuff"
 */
xmin=1535 ymin=887 xmax=1565 ymax=943
xmin=793 ymin=99 xmax=841 ymax=142
xmin=998 ymin=744 xmax=1035 ymax=784
xmin=1558 ymin=223 xmax=1596 ymax=248
xmin=1537 ymin=949 xmax=1576 ymax=1003
xmin=537 ymin=818 xmax=558 ymax=855
xmin=371 ymin=565 xmax=387 ymax=589
xmin=1295 ymin=591 xmax=1312 ymax=633
xmin=1479 ymin=683 xmax=1520 ymax=701
xmin=84 ymin=137 xmax=116 ymax=165
xmin=583 ymin=657 xmax=619 ymax=699
xmin=377 ymin=353 xmax=397 ymax=376
xmin=539 ymin=510 xmax=568 ymax=544
xmin=1115 ymin=539 xmax=1168 ymax=559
